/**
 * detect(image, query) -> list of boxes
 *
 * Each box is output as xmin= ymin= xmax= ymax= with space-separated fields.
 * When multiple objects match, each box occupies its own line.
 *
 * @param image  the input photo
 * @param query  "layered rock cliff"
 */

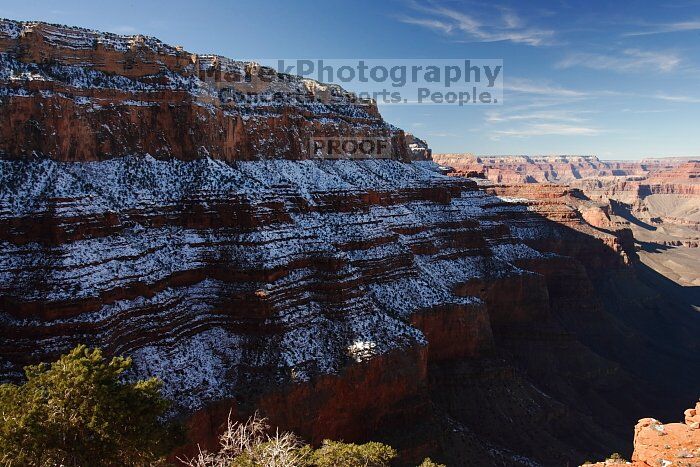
xmin=0 ymin=20 xmax=412 ymax=162
xmin=1 ymin=20 xmax=698 ymax=467
xmin=433 ymin=154 xmax=698 ymax=186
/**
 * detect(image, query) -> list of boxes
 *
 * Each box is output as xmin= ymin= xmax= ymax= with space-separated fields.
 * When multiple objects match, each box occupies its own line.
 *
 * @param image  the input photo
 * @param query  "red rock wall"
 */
xmin=0 ymin=19 xmax=411 ymax=162
xmin=179 ymin=346 xmax=429 ymax=458
xmin=410 ymin=303 xmax=494 ymax=361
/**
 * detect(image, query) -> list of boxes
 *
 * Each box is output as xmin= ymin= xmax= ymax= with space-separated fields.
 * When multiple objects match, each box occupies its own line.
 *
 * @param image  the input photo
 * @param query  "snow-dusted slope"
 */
xmin=0 ymin=157 xmax=543 ymax=414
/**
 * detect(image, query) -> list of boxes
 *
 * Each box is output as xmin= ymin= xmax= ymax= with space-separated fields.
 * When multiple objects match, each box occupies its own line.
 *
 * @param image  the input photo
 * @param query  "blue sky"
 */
xmin=3 ymin=0 xmax=700 ymax=159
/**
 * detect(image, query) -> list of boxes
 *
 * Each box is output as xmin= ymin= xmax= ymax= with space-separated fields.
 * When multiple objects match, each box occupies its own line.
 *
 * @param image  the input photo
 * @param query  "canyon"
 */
xmin=433 ymin=154 xmax=700 ymax=465
xmin=0 ymin=20 xmax=698 ymax=467
xmin=433 ymin=154 xmax=700 ymax=289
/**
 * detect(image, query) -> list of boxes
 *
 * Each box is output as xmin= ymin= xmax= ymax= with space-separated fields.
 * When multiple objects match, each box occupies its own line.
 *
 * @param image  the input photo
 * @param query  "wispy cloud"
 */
xmin=625 ymin=20 xmax=700 ymax=36
xmin=397 ymin=3 xmax=555 ymax=46
xmin=493 ymin=123 xmax=602 ymax=137
xmin=426 ymin=131 xmax=461 ymax=138
xmin=506 ymin=78 xmax=588 ymax=97
xmin=652 ymin=93 xmax=700 ymax=103
xmin=620 ymin=108 xmax=673 ymax=114
xmin=399 ymin=17 xmax=454 ymax=34
xmin=486 ymin=109 xmax=590 ymax=123
xmin=486 ymin=104 xmax=601 ymax=138
xmin=557 ymin=49 xmax=681 ymax=73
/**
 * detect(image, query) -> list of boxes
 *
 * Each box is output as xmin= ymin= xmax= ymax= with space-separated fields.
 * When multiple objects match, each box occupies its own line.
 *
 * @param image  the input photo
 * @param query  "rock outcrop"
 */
xmin=405 ymin=133 xmax=432 ymax=161
xmin=632 ymin=406 xmax=700 ymax=467
xmin=585 ymin=402 xmax=700 ymax=467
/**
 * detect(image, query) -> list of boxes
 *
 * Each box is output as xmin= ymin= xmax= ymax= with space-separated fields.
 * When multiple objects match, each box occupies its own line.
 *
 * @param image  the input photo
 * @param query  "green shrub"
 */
xmin=311 ymin=440 xmax=397 ymax=467
xmin=0 ymin=345 xmax=177 ymax=466
xmin=187 ymin=414 xmax=399 ymax=467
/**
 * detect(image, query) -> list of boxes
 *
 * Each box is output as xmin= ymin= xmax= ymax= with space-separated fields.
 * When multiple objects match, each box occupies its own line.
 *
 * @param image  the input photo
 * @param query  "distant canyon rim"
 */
xmin=433 ymin=154 xmax=700 ymax=289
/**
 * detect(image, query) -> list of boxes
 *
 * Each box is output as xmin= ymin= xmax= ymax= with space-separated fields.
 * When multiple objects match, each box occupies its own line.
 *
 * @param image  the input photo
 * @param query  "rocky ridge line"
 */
xmin=0 ymin=19 xmax=412 ymax=162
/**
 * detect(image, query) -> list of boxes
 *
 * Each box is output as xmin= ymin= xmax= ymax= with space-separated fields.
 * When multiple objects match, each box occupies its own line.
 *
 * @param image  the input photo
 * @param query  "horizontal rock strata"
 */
xmin=0 ymin=19 xmax=411 ymax=162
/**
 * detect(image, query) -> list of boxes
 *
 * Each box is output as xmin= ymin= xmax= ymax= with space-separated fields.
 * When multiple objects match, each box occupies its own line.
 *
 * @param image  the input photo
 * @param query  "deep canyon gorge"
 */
xmin=0 ymin=20 xmax=698 ymax=466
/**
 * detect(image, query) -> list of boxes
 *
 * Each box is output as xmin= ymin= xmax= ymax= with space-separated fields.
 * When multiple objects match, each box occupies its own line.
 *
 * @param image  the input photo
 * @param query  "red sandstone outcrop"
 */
xmin=632 ymin=410 xmax=700 ymax=467
xmin=585 ymin=402 xmax=700 ymax=467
